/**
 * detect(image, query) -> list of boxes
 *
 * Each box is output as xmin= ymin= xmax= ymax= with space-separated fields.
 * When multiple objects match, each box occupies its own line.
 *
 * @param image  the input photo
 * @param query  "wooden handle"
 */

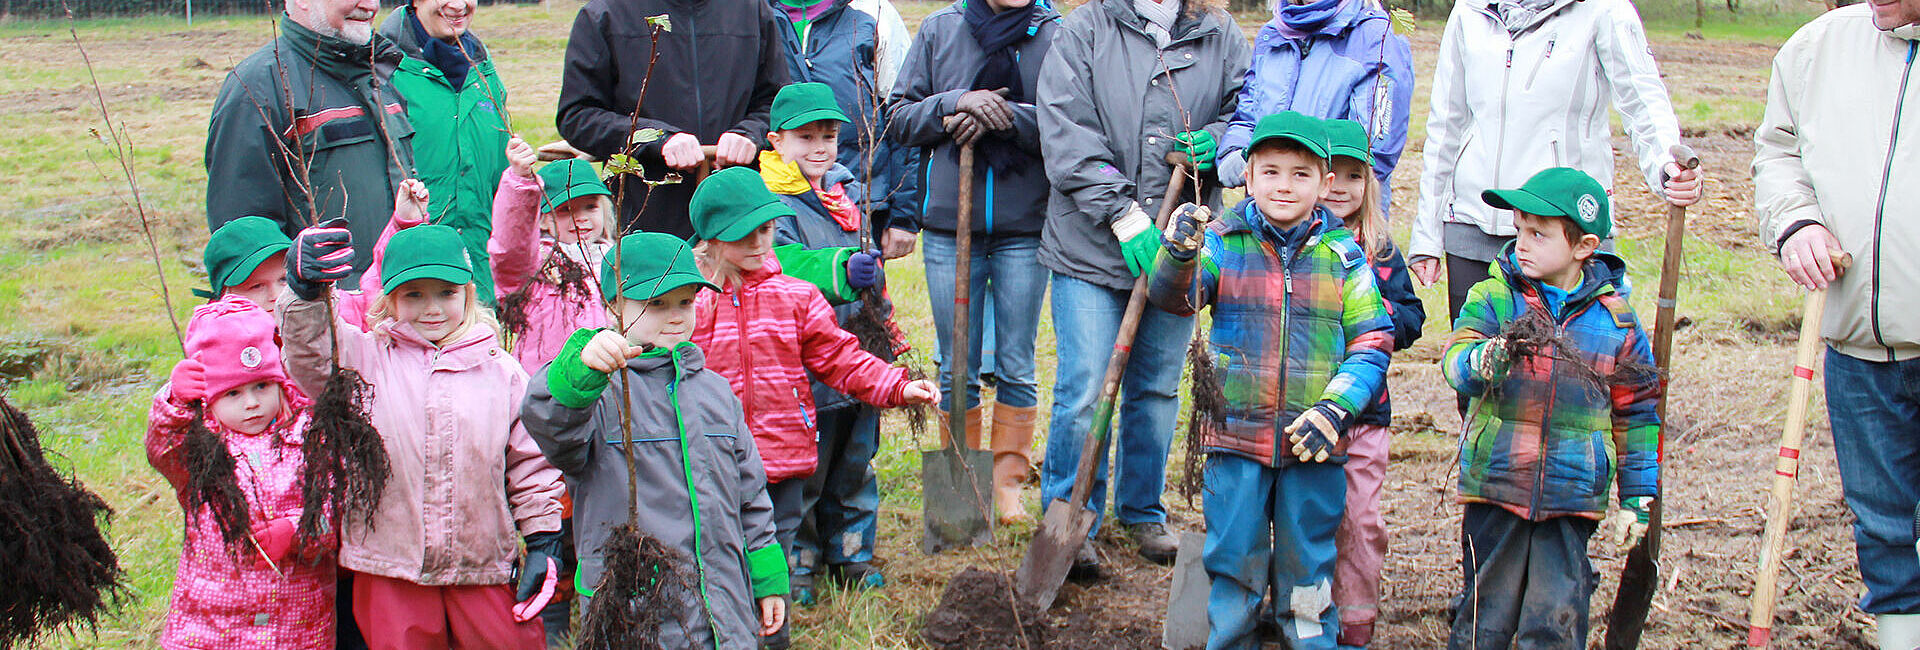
xmin=1746 ymin=288 xmax=1831 ymax=647
xmin=947 ymin=144 xmax=976 ymax=449
xmin=1669 ymin=143 xmax=1700 ymax=171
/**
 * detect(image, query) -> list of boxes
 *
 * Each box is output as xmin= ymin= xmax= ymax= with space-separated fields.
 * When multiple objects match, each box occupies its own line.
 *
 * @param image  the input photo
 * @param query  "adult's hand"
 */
xmin=1779 ymin=223 xmax=1844 ymax=291
xmin=714 ymin=132 xmax=758 ymax=168
xmin=662 ymin=133 xmax=705 ymax=170
xmin=881 ymin=228 xmax=917 ymax=259
xmin=1663 ymin=162 xmax=1703 ymax=207
xmin=954 ymin=88 xmax=1013 ymax=132
xmin=1409 ymin=255 xmax=1443 ymax=287
xmin=944 ymin=113 xmax=983 ymax=148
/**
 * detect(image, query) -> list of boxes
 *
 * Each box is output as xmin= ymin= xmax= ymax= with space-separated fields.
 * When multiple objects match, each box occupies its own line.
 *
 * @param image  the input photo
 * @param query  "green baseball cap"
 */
xmin=769 ymin=82 xmax=850 ymax=132
xmin=1245 ymin=111 xmax=1330 ymax=160
xmin=1482 ymin=167 xmax=1612 ymax=238
xmin=1325 ymin=119 xmax=1372 ymax=167
xmin=199 ymin=216 xmax=292 ymax=299
xmin=600 ymin=232 xmax=719 ymax=300
xmin=537 ymin=159 xmax=613 ymax=214
xmin=690 ymin=166 xmax=796 ymax=242
xmin=380 ymin=225 xmax=474 ymax=293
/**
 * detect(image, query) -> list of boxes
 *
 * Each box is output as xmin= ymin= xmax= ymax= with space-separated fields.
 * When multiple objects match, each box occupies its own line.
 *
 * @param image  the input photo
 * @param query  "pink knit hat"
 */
xmin=183 ymin=295 xmax=286 ymax=399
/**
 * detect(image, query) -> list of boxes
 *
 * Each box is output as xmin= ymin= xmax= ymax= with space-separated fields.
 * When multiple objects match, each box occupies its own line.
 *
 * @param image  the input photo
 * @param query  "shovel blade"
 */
xmin=920 ymin=446 xmax=994 ymax=554
xmin=1014 ymin=498 xmax=1098 ymax=611
xmin=1161 ymin=531 xmax=1210 ymax=650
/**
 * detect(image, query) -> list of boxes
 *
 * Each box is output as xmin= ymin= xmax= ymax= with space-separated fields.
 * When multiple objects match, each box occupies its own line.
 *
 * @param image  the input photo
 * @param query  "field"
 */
xmin=0 ymin=1 xmax=1870 ymax=647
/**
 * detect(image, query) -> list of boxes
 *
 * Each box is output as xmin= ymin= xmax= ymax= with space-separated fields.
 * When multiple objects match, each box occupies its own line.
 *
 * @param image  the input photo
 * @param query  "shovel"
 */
xmin=1605 ymin=143 xmax=1699 ymax=649
xmin=1014 ymin=155 xmax=1192 ymax=610
xmin=922 ymin=143 xmax=995 ymax=553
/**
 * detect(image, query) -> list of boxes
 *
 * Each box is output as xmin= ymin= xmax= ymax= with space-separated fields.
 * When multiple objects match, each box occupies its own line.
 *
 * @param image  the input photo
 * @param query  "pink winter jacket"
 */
xmin=278 ymin=293 xmax=565 ymax=585
xmin=487 ymin=170 xmax=610 ymax=373
xmin=692 ymin=253 xmax=911 ymax=482
xmin=147 ymin=384 xmax=335 ymax=650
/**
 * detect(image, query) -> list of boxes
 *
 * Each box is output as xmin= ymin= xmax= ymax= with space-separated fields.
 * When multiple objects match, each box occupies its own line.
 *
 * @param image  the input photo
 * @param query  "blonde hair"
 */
xmin=691 ymin=239 xmax=745 ymax=289
xmin=543 ymin=195 xmax=616 ymax=244
xmin=365 ymin=281 xmax=501 ymax=345
xmin=1341 ymin=171 xmax=1389 ymax=261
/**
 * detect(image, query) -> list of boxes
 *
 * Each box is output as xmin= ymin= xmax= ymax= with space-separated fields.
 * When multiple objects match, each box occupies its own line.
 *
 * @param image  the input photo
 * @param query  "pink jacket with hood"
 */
xmin=487 ymin=170 xmax=611 ymax=373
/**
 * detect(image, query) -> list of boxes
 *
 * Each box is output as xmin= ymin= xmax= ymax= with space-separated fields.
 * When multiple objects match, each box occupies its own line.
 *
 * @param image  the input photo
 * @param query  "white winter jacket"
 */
xmin=1752 ymin=5 xmax=1920 ymax=362
xmin=1409 ymin=0 xmax=1681 ymax=261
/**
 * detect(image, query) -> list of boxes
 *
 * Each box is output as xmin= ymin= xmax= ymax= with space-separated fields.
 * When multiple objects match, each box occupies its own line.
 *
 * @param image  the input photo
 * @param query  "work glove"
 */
xmin=1468 ymin=337 xmax=1512 ymax=383
xmin=1173 ymin=131 xmax=1217 ymax=172
xmin=167 ymin=358 xmax=208 ymax=406
xmin=1162 ymin=204 xmax=1211 ymax=260
xmin=517 ymin=531 xmax=565 ymax=602
xmin=286 ymin=218 xmax=355 ymax=300
xmin=251 ymin=516 xmax=299 ymax=568
xmin=1111 ymin=202 xmax=1159 ymax=278
xmin=1284 ymin=401 xmax=1349 ymax=463
xmin=847 ymin=249 xmax=881 ymax=290
xmin=953 ymin=88 xmax=1013 ymax=132
xmin=1216 ymin=149 xmax=1247 ymax=188
xmin=1609 ymin=496 xmax=1655 ymax=552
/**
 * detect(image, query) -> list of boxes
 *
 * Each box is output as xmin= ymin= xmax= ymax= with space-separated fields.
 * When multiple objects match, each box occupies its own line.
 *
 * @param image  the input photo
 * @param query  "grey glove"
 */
xmin=1216 ymin=149 xmax=1247 ymax=188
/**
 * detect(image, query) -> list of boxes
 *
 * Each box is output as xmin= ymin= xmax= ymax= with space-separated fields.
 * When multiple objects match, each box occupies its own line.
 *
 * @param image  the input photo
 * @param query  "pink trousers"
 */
xmin=1334 ymin=423 xmax=1390 ymax=636
xmin=351 ymin=572 xmax=545 ymax=650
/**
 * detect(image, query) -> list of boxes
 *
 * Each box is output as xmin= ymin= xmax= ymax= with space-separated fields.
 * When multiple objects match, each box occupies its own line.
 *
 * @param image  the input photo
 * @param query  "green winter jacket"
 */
xmin=379 ymin=8 xmax=511 ymax=302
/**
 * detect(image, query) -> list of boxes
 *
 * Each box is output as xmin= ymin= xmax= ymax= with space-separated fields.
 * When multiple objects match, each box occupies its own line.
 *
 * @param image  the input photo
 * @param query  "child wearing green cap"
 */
xmin=488 ymin=136 xmax=617 ymax=373
xmin=521 ymin=231 xmax=791 ymax=649
xmin=1147 ymin=111 xmax=1394 ymax=650
xmin=1442 ymin=167 xmax=1661 ymax=649
xmin=688 ymin=166 xmax=937 ymax=647
xmin=278 ymin=222 xmax=564 ymax=649
xmin=197 ymin=216 xmax=292 ymax=315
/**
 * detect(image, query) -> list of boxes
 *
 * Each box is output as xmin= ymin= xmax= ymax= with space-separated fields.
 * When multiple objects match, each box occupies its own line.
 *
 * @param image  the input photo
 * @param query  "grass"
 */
xmin=0 ymin=2 xmax=1820 ymax=647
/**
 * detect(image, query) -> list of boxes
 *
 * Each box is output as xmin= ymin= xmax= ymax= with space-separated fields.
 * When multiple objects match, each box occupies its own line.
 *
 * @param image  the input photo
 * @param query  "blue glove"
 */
xmin=516 ymin=531 xmax=564 ymax=601
xmin=285 ymin=217 xmax=354 ymax=300
xmin=847 ymin=249 xmax=880 ymax=290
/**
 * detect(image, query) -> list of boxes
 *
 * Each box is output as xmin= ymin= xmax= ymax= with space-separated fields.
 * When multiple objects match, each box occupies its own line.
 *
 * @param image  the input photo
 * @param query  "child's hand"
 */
xmin=758 ymin=595 xmax=787 ymax=637
xmin=1163 ymin=204 xmax=1211 ymax=255
xmin=506 ymin=136 xmax=538 ymax=179
xmin=286 ymin=218 xmax=355 ymax=300
xmin=393 ymin=179 xmax=430 ymax=227
xmin=847 ymin=249 xmax=880 ymax=290
xmin=251 ymin=516 xmax=298 ymax=568
xmin=1609 ymin=496 xmax=1655 ymax=552
xmin=167 ymin=359 xmax=207 ymax=405
xmin=580 ymin=329 xmax=644 ymax=373
xmin=901 ymin=379 xmax=940 ymax=405
xmin=1469 ymin=337 xmax=1511 ymax=382
xmin=1283 ymin=401 xmax=1348 ymax=463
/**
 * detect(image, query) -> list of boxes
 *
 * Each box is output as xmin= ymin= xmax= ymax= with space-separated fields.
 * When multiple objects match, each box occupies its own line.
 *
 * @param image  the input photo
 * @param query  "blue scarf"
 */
xmin=957 ymin=0 xmax=1043 ymax=174
xmin=1278 ymin=0 xmax=1344 ymax=37
xmin=408 ymin=8 xmax=480 ymax=89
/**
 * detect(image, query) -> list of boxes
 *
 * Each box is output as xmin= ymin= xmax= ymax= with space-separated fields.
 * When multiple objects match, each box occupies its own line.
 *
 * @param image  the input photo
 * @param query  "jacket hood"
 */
xmin=1263 ymin=0 xmax=1376 ymax=39
xmin=627 ymin=340 xmax=709 ymax=377
xmin=1490 ymin=239 xmax=1630 ymax=307
xmin=377 ymin=7 xmax=491 ymax=61
xmin=374 ymin=317 xmax=506 ymax=370
xmin=1100 ymin=0 xmax=1223 ymax=42
xmin=1466 ymin=0 xmax=1578 ymax=34
xmin=282 ymin=14 xmax=405 ymax=71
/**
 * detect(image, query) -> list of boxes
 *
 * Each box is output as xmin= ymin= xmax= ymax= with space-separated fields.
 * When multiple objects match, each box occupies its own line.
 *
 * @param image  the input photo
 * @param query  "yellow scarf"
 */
xmin=758 ymin=150 xmax=859 ymax=232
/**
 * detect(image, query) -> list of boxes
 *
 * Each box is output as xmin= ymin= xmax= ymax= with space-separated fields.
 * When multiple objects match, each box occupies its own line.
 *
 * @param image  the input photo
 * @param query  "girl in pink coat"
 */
xmin=148 ymin=295 xmax=336 ymax=649
xmin=278 ymin=221 xmax=565 ymax=650
xmin=487 ymin=139 xmax=613 ymax=373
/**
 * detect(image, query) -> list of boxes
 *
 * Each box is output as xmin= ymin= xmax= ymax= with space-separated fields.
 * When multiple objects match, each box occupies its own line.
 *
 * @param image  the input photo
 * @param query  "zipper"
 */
xmin=1527 ymin=294 xmax=1564 ymax=519
xmin=1522 ymin=34 xmax=1556 ymax=91
xmin=689 ymin=13 xmax=704 ymax=139
xmin=793 ymin=387 xmax=817 ymax=432
xmin=663 ymin=357 xmax=725 ymax=650
xmin=1270 ymin=235 xmax=1295 ymax=465
xmin=1495 ymin=42 xmax=1514 ymax=190
xmin=733 ymin=283 xmax=752 ymax=426
xmin=1869 ymin=42 xmax=1915 ymax=359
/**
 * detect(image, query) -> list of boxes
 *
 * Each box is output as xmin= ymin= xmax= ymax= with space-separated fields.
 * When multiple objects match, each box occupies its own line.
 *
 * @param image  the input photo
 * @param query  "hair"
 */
xmin=543 ymin=195 xmax=616 ymax=244
xmin=690 ymin=239 xmax=743 ymax=289
xmin=365 ymin=281 xmax=502 ymax=344
xmin=1247 ymin=138 xmax=1329 ymax=175
xmin=1331 ymin=158 xmax=1389 ymax=260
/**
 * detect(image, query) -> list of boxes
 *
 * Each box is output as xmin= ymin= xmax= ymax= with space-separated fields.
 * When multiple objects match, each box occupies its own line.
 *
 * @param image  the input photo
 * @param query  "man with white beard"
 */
xmin=205 ymin=0 xmax=416 ymax=291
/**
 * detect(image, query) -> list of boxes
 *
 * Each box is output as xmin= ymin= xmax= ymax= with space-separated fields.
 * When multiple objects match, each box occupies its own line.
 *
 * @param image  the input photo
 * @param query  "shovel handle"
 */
xmin=949 ymin=144 xmax=976 ymax=448
xmin=1747 ymin=286 xmax=1831 ymax=647
xmin=1066 ymin=155 xmax=1194 ymax=508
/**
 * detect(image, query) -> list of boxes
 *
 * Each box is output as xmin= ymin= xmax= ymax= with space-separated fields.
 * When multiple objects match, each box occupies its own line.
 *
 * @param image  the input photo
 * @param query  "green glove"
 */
xmin=547 ymin=328 xmax=613 ymax=409
xmin=1174 ymin=130 xmax=1217 ymax=172
xmin=1110 ymin=203 xmax=1160 ymax=278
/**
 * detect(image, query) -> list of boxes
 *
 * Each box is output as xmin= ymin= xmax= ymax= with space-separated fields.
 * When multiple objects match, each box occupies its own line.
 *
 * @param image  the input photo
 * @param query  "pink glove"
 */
xmin=252 ymin=517 xmax=298 ymax=568
xmin=168 ymin=359 xmax=208 ymax=405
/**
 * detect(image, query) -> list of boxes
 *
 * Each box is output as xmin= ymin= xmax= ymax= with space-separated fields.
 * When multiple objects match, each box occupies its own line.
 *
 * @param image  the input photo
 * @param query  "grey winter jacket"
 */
xmin=885 ymin=0 xmax=1059 ymax=236
xmin=1037 ymin=0 xmax=1250 ymax=290
xmin=521 ymin=342 xmax=780 ymax=650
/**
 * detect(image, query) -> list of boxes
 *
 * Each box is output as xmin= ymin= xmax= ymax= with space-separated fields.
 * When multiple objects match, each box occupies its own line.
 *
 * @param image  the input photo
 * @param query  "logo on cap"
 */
xmin=1577 ymin=194 xmax=1600 ymax=223
xmin=240 ymin=346 xmax=263 ymax=369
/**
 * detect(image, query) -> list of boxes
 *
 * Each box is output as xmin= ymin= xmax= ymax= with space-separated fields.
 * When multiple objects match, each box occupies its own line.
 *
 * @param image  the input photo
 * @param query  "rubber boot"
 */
xmin=991 ymin=405 xmax=1038 ymax=524
xmin=1880 ymin=613 xmax=1920 ymax=650
xmin=933 ymin=406 xmax=988 ymax=449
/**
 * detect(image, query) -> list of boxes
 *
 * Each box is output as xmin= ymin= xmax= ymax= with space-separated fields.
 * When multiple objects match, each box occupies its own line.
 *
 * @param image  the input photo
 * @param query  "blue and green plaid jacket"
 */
xmin=1443 ymin=245 xmax=1662 ymax=520
xmin=1149 ymin=201 xmax=1394 ymax=467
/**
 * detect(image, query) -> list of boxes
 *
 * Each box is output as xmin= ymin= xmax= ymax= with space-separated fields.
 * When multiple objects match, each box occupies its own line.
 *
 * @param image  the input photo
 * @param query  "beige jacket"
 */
xmin=1753 ymin=5 xmax=1920 ymax=362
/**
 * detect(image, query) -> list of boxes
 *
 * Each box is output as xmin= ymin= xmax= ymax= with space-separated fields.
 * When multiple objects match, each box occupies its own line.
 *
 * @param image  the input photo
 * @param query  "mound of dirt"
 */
xmin=921 ymin=568 xmax=1046 ymax=649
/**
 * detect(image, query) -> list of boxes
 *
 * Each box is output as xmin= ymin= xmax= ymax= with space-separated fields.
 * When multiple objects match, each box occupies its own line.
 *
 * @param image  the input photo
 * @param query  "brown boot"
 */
xmin=930 ymin=406 xmax=988 ymax=450
xmin=991 ymin=405 xmax=1038 ymax=524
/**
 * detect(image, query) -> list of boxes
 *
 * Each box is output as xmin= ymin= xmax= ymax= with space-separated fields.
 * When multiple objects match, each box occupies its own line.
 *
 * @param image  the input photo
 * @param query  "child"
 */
xmin=195 ymin=216 xmax=291 ymax=314
xmin=278 ymin=223 xmax=565 ymax=650
xmin=759 ymin=82 xmax=898 ymax=604
xmin=1321 ymin=118 xmax=1424 ymax=648
xmin=489 ymin=138 xmax=616 ymax=371
xmin=688 ymin=166 xmax=938 ymax=646
xmin=1147 ymin=112 xmax=1394 ymax=650
xmin=522 ymin=231 xmax=788 ymax=649
xmin=1442 ymin=167 xmax=1661 ymax=649
xmin=148 ymin=295 xmax=336 ymax=649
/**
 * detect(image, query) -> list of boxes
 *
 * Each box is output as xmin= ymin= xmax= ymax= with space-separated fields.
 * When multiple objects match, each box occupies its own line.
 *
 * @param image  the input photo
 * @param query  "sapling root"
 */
xmin=1179 ymin=334 xmax=1230 ymax=505
xmin=499 ymin=243 xmax=597 ymax=342
xmin=575 ymin=523 xmax=692 ymax=650
xmin=0 ymin=395 xmax=125 ymax=646
xmin=181 ymin=405 xmax=250 ymax=549
xmin=1490 ymin=309 xmax=1664 ymax=400
xmin=301 ymin=367 xmax=391 ymax=539
xmin=846 ymin=287 xmax=899 ymax=363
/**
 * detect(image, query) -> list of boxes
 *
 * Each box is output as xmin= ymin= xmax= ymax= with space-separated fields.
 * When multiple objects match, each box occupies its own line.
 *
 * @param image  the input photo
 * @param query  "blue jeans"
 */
xmin=1447 ymin=504 xmax=1597 ymax=650
xmin=1202 ymin=455 xmax=1345 ymax=650
xmin=921 ymin=232 xmax=1049 ymax=410
xmin=1039 ymin=273 xmax=1193 ymax=533
xmin=793 ymin=406 xmax=881 ymax=573
xmin=1826 ymin=349 xmax=1920 ymax=614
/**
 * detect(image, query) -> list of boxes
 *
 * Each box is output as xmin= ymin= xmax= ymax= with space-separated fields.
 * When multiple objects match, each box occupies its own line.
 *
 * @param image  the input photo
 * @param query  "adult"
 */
xmin=1407 ymin=0 xmax=1702 ymax=319
xmin=378 ymin=0 xmax=510 ymax=303
xmin=557 ymin=0 xmax=791 ymax=239
xmin=1036 ymin=0 xmax=1248 ymax=573
xmin=1752 ymin=1 xmax=1920 ymax=645
xmin=205 ymin=0 xmax=414 ymax=291
xmin=887 ymin=0 xmax=1061 ymax=525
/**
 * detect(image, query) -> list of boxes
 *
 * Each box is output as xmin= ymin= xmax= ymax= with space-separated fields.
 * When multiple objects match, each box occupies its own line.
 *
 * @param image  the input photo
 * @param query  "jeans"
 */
xmin=1201 ymin=455 xmax=1345 ymax=650
xmin=792 ymin=406 xmax=881 ymax=573
xmin=1825 ymin=348 xmax=1920 ymax=614
xmin=1446 ymin=504 xmax=1598 ymax=650
xmin=921 ymin=232 xmax=1049 ymax=410
xmin=1038 ymin=274 xmax=1194 ymax=533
